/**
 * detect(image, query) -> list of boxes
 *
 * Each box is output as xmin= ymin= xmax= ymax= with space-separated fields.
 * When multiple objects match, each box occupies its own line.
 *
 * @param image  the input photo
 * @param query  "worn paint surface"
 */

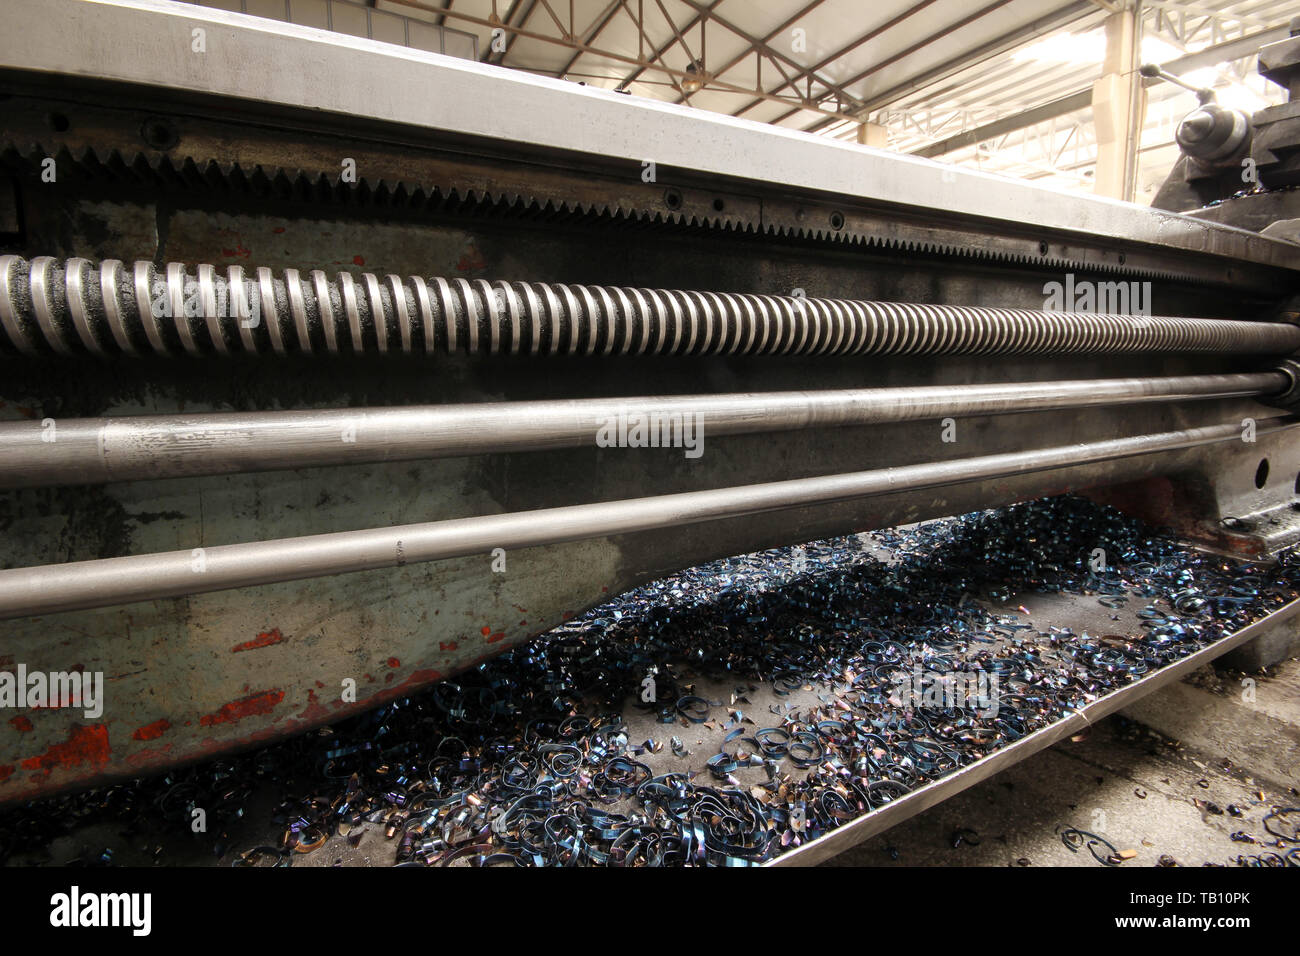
xmin=2 ymin=190 xmax=1297 ymax=802
xmin=2 ymin=402 xmax=1294 ymax=803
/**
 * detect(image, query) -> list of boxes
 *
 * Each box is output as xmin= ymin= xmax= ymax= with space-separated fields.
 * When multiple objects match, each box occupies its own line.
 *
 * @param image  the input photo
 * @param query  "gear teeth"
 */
xmin=0 ymin=141 xmax=1251 ymax=285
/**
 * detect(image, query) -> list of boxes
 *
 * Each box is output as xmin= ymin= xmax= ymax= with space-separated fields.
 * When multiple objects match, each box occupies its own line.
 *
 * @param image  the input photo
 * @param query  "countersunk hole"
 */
xmin=46 ymin=112 xmax=70 ymax=133
xmin=1255 ymin=458 xmax=1270 ymax=489
xmin=663 ymin=188 xmax=683 ymax=211
xmin=1038 ymin=241 xmax=1049 ymax=255
xmin=712 ymin=197 xmax=725 ymax=213
xmin=1118 ymin=252 xmax=1127 ymax=265
xmin=1294 ymin=471 xmax=1300 ymax=495
xmin=140 ymin=116 xmax=179 ymax=151
xmin=829 ymin=210 xmax=845 ymax=231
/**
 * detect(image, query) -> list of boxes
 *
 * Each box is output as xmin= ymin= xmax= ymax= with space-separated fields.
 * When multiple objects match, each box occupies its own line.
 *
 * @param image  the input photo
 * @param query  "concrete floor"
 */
xmin=825 ymin=657 xmax=1300 ymax=867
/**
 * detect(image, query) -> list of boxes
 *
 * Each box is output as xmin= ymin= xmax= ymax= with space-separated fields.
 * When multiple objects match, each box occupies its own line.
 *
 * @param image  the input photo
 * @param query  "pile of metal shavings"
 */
xmin=3 ymin=494 xmax=1299 ymax=868
xmin=1203 ymin=181 xmax=1299 ymax=209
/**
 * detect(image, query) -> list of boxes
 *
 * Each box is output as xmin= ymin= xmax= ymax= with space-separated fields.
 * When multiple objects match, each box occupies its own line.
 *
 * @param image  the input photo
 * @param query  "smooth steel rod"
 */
xmin=0 ymin=417 xmax=1294 ymax=620
xmin=0 ymin=372 xmax=1287 ymax=489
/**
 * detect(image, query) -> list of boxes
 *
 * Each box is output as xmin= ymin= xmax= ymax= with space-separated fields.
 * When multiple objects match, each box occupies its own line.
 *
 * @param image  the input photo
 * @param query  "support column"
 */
xmin=1092 ymin=2 xmax=1146 ymax=200
xmin=857 ymin=121 xmax=888 ymax=148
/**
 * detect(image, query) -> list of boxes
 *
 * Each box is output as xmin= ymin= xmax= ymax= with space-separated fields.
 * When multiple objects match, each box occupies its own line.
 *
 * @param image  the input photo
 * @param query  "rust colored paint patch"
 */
xmin=9 ymin=716 xmax=33 ymax=733
xmin=198 ymin=690 xmax=284 ymax=727
xmin=191 ymin=670 xmax=444 ymax=759
xmin=132 ymin=719 xmax=171 ymax=741
xmin=386 ymin=657 xmax=400 ymax=668
xmin=352 ymin=255 xmax=365 ymax=266
xmin=0 ymin=765 xmax=12 ymax=782
xmin=20 ymin=724 xmax=111 ymax=777
xmin=440 ymin=640 xmax=458 ymax=651
xmin=297 ymin=688 xmax=336 ymax=722
xmin=5 ymin=665 xmax=458 ymax=798
xmin=231 ymin=628 xmax=284 ymax=653
xmin=486 ymin=631 xmax=505 ymax=644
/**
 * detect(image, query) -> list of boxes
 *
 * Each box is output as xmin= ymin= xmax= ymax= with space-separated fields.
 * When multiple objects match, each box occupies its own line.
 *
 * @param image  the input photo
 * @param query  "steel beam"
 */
xmin=909 ymin=23 xmax=1291 ymax=160
xmin=669 ymin=0 xmax=825 ymax=105
xmin=554 ymin=0 xmax=623 ymax=77
xmin=766 ymin=0 xmax=1023 ymax=126
xmin=487 ymin=0 xmax=536 ymax=64
xmin=672 ymin=0 xmax=861 ymax=111
xmin=912 ymin=92 xmax=1093 ymax=159
xmin=383 ymin=0 xmax=844 ymax=117
xmin=802 ymin=2 xmax=1099 ymax=131
xmin=615 ymin=0 xmax=721 ymax=91
xmin=729 ymin=0 xmax=946 ymax=119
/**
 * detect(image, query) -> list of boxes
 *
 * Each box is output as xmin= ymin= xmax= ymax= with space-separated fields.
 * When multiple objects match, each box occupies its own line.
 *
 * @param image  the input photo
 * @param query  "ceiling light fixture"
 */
xmin=681 ymin=62 xmax=705 ymax=94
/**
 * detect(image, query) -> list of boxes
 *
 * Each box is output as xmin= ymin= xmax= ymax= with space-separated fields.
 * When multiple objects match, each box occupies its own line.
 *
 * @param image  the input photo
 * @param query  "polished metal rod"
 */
xmin=0 ymin=417 xmax=1292 ymax=620
xmin=0 ymin=372 xmax=1286 ymax=489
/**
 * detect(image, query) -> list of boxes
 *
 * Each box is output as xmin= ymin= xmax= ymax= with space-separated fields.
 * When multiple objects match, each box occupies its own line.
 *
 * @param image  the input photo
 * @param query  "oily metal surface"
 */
xmin=4 ymin=255 xmax=1300 ymax=359
xmin=2 ymin=347 xmax=1298 ymax=805
xmin=0 ymin=0 xmax=1296 ymax=832
xmin=3 ymin=0 xmax=1300 ymax=290
xmin=0 ymin=416 xmax=1297 ymax=621
xmin=0 ymin=373 xmax=1285 ymax=489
